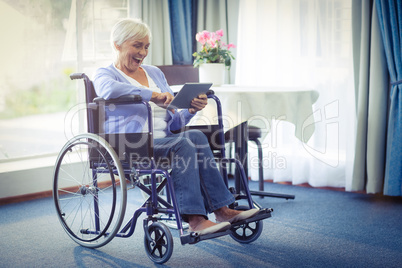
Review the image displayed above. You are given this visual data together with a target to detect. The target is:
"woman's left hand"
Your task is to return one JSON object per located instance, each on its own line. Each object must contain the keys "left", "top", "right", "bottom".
{"left": 189, "top": 94, "right": 208, "bottom": 114}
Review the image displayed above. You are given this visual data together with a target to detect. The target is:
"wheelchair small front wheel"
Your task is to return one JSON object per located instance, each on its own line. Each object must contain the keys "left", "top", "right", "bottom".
{"left": 229, "top": 205, "right": 263, "bottom": 244}
{"left": 144, "top": 222, "right": 174, "bottom": 264}
{"left": 230, "top": 220, "right": 263, "bottom": 244}
{"left": 53, "top": 133, "right": 127, "bottom": 248}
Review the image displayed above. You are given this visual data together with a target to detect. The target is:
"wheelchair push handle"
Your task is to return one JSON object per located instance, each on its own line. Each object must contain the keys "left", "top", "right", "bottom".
{"left": 70, "top": 72, "right": 88, "bottom": 80}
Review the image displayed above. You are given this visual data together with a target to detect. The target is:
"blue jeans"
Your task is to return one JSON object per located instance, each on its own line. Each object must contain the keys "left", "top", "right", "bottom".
{"left": 153, "top": 130, "right": 235, "bottom": 219}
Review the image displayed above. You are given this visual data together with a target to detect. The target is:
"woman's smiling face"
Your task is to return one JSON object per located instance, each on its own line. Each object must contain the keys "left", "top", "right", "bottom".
{"left": 115, "top": 35, "right": 150, "bottom": 74}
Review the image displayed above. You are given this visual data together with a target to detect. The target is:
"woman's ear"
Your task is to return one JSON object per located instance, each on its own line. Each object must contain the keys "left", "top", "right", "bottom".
{"left": 114, "top": 42, "right": 120, "bottom": 51}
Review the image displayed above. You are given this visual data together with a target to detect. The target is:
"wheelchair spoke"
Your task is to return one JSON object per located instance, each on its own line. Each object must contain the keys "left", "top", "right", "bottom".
{"left": 58, "top": 167, "right": 86, "bottom": 185}
{"left": 58, "top": 188, "right": 81, "bottom": 196}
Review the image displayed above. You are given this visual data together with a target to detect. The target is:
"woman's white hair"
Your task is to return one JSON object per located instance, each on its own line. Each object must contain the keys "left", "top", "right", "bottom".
{"left": 110, "top": 18, "right": 152, "bottom": 53}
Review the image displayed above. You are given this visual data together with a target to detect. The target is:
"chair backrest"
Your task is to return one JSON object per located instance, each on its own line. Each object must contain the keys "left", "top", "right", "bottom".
{"left": 156, "top": 65, "right": 199, "bottom": 85}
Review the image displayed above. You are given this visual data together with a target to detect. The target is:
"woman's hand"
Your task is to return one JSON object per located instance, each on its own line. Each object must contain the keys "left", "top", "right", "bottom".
{"left": 189, "top": 94, "right": 208, "bottom": 114}
{"left": 150, "top": 92, "right": 174, "bottom": 108}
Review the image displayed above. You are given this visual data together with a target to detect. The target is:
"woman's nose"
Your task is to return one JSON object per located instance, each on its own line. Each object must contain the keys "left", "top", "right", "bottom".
{"left": 139, "top": 47, "right": 147, "bottom": 56}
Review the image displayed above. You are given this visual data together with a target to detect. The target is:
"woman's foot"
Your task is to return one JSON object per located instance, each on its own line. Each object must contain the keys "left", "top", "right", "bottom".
{"left": 214, "top": 207, "right": 260, "bottom": 223}
{"left": 188, "top": 215, "right": 231, "bottom": 235}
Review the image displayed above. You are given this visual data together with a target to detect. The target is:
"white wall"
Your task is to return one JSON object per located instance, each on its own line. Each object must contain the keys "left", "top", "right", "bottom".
{"left": 0, "top": 156, "right": 57, "bottom": 199}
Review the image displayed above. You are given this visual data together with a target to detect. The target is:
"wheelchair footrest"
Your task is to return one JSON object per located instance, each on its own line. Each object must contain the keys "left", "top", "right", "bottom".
{"left": 180, "top": 229, "right": 232, "bottom": 245}
{"left": 180, "top": 208, "right": 273, "bottom": 245}
{"left": 231, "top": 208, "right": 273, "bottom": 228}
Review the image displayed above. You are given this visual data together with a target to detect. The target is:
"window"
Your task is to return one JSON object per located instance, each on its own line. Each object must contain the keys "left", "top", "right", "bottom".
{"left": 0, "top": 0, "right": 129, "bottom": 162}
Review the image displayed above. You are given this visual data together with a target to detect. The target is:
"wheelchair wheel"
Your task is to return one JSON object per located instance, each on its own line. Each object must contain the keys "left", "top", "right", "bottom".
{"left": 230, "top": 220, "right": 263, "bottom": 244}
{"left": 144, "top": 222, "right": 174, "bottom": 264}
{"left": 53, "top": 133, "right": 127, "bottom": 248}
{"left": 230, "top": 205, "right": 263, "bottom": 244}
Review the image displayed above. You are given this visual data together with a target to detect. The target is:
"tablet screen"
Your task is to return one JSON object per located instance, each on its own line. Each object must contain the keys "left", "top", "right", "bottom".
{"left": 167, "top": 83, "right": 212, "bottom": 109}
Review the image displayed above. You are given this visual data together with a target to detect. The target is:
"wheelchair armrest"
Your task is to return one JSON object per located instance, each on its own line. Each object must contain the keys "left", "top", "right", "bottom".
{"left": 70, "top": 73, "right": 86, "bottom": 80}
{"left": 93, "top": 94, "right": 143, "bottom": 104}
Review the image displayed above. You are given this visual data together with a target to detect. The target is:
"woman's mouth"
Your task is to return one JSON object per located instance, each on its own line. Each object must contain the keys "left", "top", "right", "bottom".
{"left": 133, "top": 57, "right": 142, "bottom": 64}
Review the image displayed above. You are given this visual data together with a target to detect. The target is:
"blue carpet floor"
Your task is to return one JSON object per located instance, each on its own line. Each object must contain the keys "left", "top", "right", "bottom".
{"left": 1, "top": 181, "right": 401, "bottom": 267}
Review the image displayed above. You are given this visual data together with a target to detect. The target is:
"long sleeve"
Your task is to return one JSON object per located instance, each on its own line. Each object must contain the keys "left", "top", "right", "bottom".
{"left": 93, "top": 65, "right": 153, "bottom": 101}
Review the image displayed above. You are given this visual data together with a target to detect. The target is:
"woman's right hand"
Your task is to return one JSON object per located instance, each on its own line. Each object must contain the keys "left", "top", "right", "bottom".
{"left": 150, "top": 92, "right": 174, "bottom": 109}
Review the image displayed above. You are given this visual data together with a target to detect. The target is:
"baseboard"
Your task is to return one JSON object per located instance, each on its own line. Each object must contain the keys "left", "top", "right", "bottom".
{"left": 0, "top": 179, "right": 364, "bottom": 206}
{"left": 0, "top": 190, "right": 53, "bottom": 206}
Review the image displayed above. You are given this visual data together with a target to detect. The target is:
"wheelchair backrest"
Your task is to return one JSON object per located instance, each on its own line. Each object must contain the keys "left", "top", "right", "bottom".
{"left": 70, "top": 73, "right": 100, "bottom": 134}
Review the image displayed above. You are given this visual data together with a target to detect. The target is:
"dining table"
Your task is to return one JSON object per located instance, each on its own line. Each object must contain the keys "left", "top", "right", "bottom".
{"left": 172, "top": 84, "right": 320, "bottom": 199}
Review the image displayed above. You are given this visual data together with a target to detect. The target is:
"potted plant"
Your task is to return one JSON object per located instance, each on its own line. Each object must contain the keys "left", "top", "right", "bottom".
{"left": 193, "top": 29, "right": 236, "bottom": 85}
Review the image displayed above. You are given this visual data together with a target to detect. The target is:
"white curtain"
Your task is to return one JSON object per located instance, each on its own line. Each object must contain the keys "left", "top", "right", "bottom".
{"left": 235, "top": 0, "right": 356, "bottom": 189}
{"left": 129, "top": 0, "right": 173, "bottom": 65}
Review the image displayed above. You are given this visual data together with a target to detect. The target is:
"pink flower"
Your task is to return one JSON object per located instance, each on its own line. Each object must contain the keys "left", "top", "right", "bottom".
{"left": 196, "top": 31, "right": 212, "bottom": 46}
{"left": 216, "top": 29, "right": 224, "bottom": 37}
{"left": 201, "top": 30, "right": 210, "bottom": 40}
{"left": 226, "top": 43, "right": 236, "bottom": 49}
{"left": 208, "top": 38, "right": 216, "bottom": 48}
{"left": 196, "top": 33, "right": 206, "bottom": 45}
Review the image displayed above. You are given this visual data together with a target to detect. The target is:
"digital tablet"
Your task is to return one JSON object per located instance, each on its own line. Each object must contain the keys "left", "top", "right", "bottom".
{"left": 167, "top": 83, "right": 212, "bottom": 109}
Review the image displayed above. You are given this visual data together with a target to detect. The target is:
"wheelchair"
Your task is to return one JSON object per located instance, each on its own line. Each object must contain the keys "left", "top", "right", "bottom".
{"left": 52, "top": 73, "right": 273, "bottom": 264}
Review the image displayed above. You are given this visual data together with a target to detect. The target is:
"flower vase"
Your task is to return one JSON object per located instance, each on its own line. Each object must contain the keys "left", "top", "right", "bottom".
{"left": 199, "top": 63, "right": 225, "bottom": 86}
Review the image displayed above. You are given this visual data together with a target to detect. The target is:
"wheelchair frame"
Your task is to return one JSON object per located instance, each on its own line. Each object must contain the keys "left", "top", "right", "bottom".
{"left": 52, "top": 73, "right": 273, "bottom": 264}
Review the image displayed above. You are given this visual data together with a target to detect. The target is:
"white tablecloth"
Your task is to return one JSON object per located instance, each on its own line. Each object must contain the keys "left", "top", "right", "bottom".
{"left": 181, "top": 85, "right": 319, "bottom": 143}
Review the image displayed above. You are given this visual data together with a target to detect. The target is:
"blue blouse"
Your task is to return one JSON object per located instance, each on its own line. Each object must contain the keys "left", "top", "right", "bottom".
{"left": 93, "top": 64, "right": 195, "bottom": 134}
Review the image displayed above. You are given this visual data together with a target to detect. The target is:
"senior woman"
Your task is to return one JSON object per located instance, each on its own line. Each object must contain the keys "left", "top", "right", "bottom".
{"left": 93, "top": 18, "right": 259, "bottom": 235}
